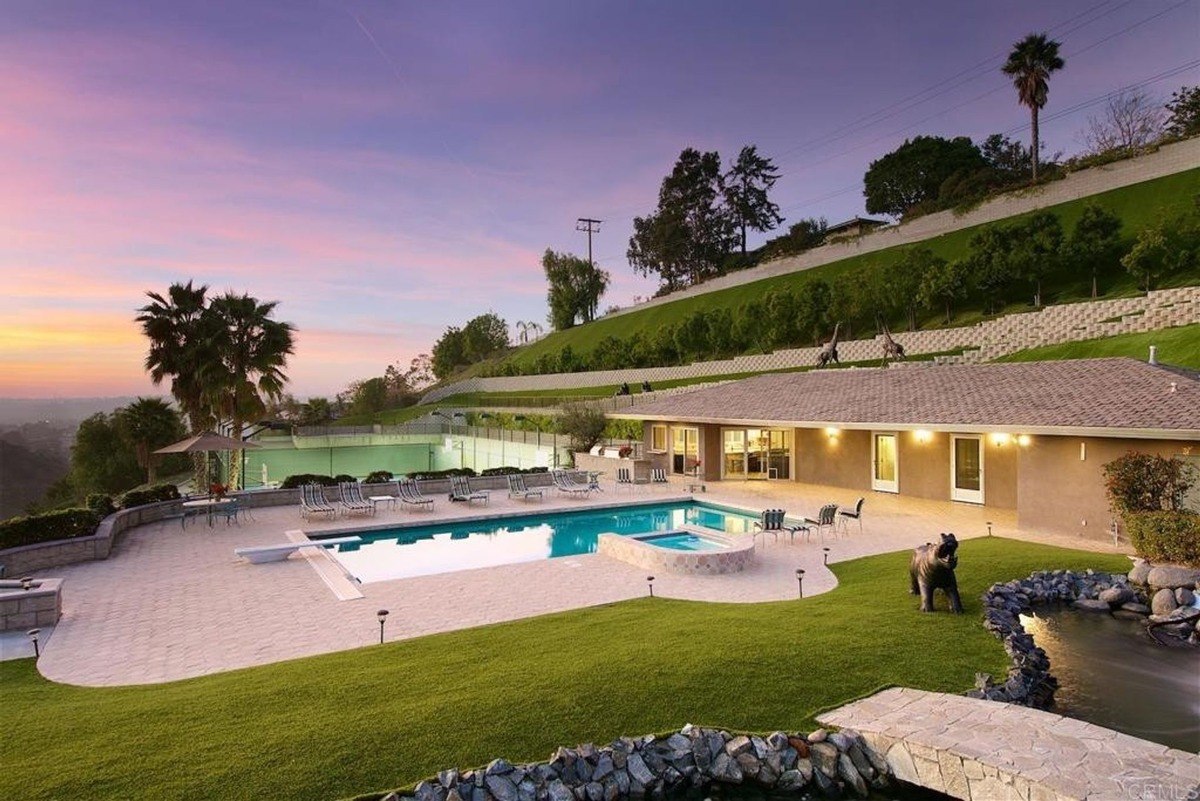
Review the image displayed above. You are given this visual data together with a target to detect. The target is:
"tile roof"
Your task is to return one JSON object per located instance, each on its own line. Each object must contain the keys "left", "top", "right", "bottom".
{"left": 614, "top": 358, "right": 1200, "bottom": 437}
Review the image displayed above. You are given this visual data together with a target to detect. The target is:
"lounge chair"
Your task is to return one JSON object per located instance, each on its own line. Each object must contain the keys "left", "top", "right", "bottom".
{"left": 803, "top": 504, "right": 839, "bottom": 542}
{"left": 300, "top": 483, "right": 336, "bottom": 519}
{"left": 837, "top": 497, "right": 864, "bottom": 534}
{"left": 338, "top": 482, "right": 375, "bottom": 516}
{"left": 397, "top": 479, "right": 435, "bottom": 512}
{"left": 507, "top": 474, "right": 544, "bottom": 502}
{"left": 551, "top": 470, "right": 592, "bottom": 498}
{"left": 650, "top": 468, "right": 669, "bottom": 489}
{"left": 615, "top": 468, "right": 635, "bottom": 491}
{"left": 450, "top": 476, "right": 489, "bottom": 506}
{"left": 753, "top": 509, "right": 806, "bottom": 547}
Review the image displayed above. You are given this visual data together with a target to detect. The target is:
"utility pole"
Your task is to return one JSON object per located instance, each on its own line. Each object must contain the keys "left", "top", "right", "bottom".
{"left": 575, "top": 218, "right": 602, "bottom": 266}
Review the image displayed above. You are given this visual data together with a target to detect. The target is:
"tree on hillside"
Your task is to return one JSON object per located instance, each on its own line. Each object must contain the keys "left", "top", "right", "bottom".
{"left": 763, "top": 217, "right": 828, "bottom": 259}
{"left": 627, "top": 148, "right": 737, "bottom": 292}
{"left": 1067, "top": 203, "right": 1123, "bottom": 297}
{"left": 1081, "top": 90, "right": 1164, "bottom": 155}
{"left": 542, "top": 249, "right": 610, "bottom": 330}
{"left": 1002, "top": 33, "right": 1065, "bottom": 181}
{"left": 979, "top": 134, "right": 1033, "bottom": 184}
{"left": 1164, "top": 85, "right": 1200, "bottom": 138}
{"left": 431, "top": 326, "right": 467, "bottom": 379}
{"left": 1007, "top": 212, "right": 1063, "bottom": 307}
{"left": 723, "top": 145, "right": 784, "bottom": 255}
{"left": 863, "top": 136, "right": 987, "bottom": 217}
{"left": 1122, "top": 224, "right": 1169, "bottom": 291}
{"left": 69, "top": 413, "right": 144, "bottom": 497}
{"left": 918, "top": 258, "right": 970, "bottom": 324}
{"left": 892, "top": 248, "right": 945, "bottom": 330}
{"left": 461, "top": 312, "right": 510, "bottom": 362}
{"left": 117, "top": 397, "right": 185, "bottom": 484}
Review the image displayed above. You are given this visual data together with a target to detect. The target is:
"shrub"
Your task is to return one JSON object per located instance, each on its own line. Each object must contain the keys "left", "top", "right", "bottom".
{"left": 480, "top": 466, "right": 522, "bottom": 476}
{"left": 1125, "top": 511, "right": 1200, "bottom": 566}
{"left": 405, "top": 468, "right": 476, "bottom": 481}
{"left": 1103, "top": 452, "right": 1195, "bottom": 513}
{"left": 119, "top": 483, "right": 182, "bottom": 509}
{"left": 333, "top": 474, "right": 357, "bottom": 484}
{"left": 0, "top": 508, "right": 101, "bottom": 550}
{"left": 365, "top": 470, "right": 394, "bottom": 484}
{"left": 557, "top": 404, "right": 608, "bottom": 452}
{"left": 280, "top": 474, "right": 338, "bottom": 489}
{"left": 86, "top": 493, "right": 117, "bottom": 517}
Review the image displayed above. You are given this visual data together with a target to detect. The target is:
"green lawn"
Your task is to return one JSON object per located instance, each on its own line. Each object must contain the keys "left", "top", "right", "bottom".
{"left": 2, "top": 538, "right": 1129, "bottom": 801}
{"left": 495, "top": 167, "right": 1200, "bottom": 371}
{"left": 996, "top": 323, "right": 1200, "bottom": 369}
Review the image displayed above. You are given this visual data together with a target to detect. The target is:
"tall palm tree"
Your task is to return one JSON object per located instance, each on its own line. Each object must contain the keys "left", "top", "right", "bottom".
{"left": 201, "top": 292, "right": 296, "bottom": 488}
{"left": 117, "top": 397, "right": 184, "bottom": 484}
{"left": 136, "top": 281, "right": 213, "bottom": 432}
{"left": 1002, "top": 33, "right": 1064, "bottom": 181}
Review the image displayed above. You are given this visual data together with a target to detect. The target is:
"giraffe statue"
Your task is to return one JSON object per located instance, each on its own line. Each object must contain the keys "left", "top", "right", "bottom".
{"left": 816, "top": 322, "right": 842, "bottom": 367}
{"left": 879, "top": 319, "right": 906, "bottom": 363}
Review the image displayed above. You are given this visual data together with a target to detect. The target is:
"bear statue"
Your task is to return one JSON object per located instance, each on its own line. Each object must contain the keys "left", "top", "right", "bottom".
{"left": 909, "top": 532, "right": 963, "bottom": 613}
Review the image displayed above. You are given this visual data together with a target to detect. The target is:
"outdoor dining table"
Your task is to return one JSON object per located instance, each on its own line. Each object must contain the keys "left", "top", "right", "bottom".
{"left": 181, "top": 497, "right": 235, "bottom": 527}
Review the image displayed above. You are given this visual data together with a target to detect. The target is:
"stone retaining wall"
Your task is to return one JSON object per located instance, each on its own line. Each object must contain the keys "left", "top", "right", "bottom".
{"left": 0, "top": 578, "right": 62, "bottom": 631}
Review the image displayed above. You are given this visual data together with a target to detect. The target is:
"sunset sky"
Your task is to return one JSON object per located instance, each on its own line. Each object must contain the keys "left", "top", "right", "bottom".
{"left": 2, "top": 0, "right": 1197, "bottom": 399}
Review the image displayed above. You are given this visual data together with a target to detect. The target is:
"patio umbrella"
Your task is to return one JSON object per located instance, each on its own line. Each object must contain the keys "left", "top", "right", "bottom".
{"left": 154, "top": 431, "right": 261, "bottom": 491}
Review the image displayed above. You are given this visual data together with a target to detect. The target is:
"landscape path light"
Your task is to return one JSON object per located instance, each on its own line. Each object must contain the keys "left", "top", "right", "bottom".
{"left": 27, "top": 628, "right": 40, "bottom": 658}
{"left": 823, "top": 547, "right": 830, "bottom": 566}
{"left": 647, "top": 576, "right": 655, "bottom": 597}
{"left": 796, "top": 568, "right": 805, "bottom": 599}
{"left": 377, "top": 609, "right": 389, "bottom": 644}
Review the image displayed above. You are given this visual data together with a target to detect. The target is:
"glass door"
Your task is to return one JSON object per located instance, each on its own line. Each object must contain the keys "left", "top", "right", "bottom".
{"left": 722, "top": 430, "right": 747, "bottom": 479}
{"left": 746, "top": 428, "right": 769, "bottom": 479}
{"left": 671, "top": 426, "right": 699, "bottom": 475}
{"left": 872, "top": 433, "right": 898, "bottom": 493}
{"left": 951, "top": 435, "right": 984, "bottom": 503}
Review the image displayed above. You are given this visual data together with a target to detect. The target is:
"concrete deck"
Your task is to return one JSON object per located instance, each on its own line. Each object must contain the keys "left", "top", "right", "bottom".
{"left": 19, "top": 480, "right": 1124, "bottom": 686}
{"left": 818, "top": 687, "right": 1200, "bottom": 801}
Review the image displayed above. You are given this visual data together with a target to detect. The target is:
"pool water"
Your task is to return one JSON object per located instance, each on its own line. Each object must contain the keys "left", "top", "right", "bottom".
{"left": 321, "top": 501, "right": 757, "bottom": 583}
{"left": 636, "top": 532, "right": 724, "bottom": 552}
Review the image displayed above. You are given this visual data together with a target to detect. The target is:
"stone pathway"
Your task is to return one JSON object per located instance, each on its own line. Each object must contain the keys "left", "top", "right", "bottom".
{"left": 818, "top": 687, "right": 1200, "bottom": 801}
{"left": 28, "top": 481, "right": 1124, "bottom": 686}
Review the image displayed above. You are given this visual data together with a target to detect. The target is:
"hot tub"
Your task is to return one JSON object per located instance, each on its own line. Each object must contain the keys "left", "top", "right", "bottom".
{"left": 597, "top": 526, "right": 755, "bottom": 575}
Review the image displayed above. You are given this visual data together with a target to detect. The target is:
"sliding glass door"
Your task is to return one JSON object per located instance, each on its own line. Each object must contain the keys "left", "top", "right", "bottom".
{"left": 671, "top": 426, "right": 699, "bottom": 475}
{"left": 722, "top": 428, "right": 791, "bottom": 479}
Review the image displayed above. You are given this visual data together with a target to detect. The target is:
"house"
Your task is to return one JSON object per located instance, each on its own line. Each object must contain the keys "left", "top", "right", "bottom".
{"left": 609, "top": 358, "right": 1200, "bottom": 540}
{"left": 824, "top": 216, "right": 889, "bottom": 241}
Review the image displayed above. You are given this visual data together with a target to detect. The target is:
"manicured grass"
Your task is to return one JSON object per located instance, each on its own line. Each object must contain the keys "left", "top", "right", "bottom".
{"left": 1, "top": 538, "right": 1129, "bottom": 801}
{"left": 498, "top": 168, "right": 1200, "bottom": 371}
{"left": 996, "top": 323, "right": 1200, "bottom": 369}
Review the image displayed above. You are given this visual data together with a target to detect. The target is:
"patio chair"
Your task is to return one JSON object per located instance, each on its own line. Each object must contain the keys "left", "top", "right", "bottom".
{"left": 338, "top": 482, "right": 375, "bottom": 516}
{"left": 838, "top": 497, "right": 865, "bottom": 535}
{"left": 650, "top": 468, "right": 669, "bottom": 489}
{"left": 300, "top": 483, "right": 336, "bottom": 519}
{"left": 507, "top": 474, "right": 544, "bottom": 502}
{"left": 752, "top": 508, "right": 807, "bottom": 547}
{"left": 397, "top": 479, "right": 435, "bottom": 512}
{"left": 213, "top": 498, "right": 243, "bottom": 526}
{"left": 615, "top": 468, "right": 635, "bottom": 491}
{"left": 803, "top": 504, "right": 839, "bottom": 542}
{"left": 551, "top": 470, "right": 592, "bottom": 498}
{"left": 449, "top": 475, "right": 489, "bottom": 506}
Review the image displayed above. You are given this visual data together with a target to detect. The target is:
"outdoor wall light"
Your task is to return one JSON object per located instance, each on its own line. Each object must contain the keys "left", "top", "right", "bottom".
{"left": 914, "top": 430, "right": 932, "bottom": 444}
{"left": 20, "top": 576, "right": 33, "bottom": 591}
{"left": 1016, "top": 435, "right": 1031, "bottom": 447}
{"left": 795, "top": 568, "right": 805, "bottom": 599}
{"left": 647, "top": 576, "right": 655, "bottom": 597}
{"left": 991, "top": 433, "right": 1011, "bottom": 446}
{"left": 27, "top": 628, "right": 40, "bottom": 658}
{"left": 377, "top": 609, "right": 389, "bottom": 644}
{"left": 824, "top": 427, "right": 839, "bottom": 440}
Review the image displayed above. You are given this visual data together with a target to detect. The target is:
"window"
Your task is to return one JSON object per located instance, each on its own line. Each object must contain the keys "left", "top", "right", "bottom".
{"left": 650, "top": 424, "right": 667, "bottom": 452}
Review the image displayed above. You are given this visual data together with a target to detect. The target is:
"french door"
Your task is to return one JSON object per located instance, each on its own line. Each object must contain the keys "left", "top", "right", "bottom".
{"left": 951, "top": 435, "right": 984, "bottom": 504}
{"left": 671, "top": 426, "right": 700, "bottom": 475}
{"left": 872, "top": 433, "right": 898, "bottom": 493}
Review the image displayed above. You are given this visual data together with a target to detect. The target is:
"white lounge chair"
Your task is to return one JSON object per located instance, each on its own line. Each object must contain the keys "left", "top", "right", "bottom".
{"left": 338, "top": 482, "right": 375, "bottom": 516}
{"left": 300, "top": 483, "right": 336, "bottom": 519}
{"left": 551, "top": 470, "right": 592, "bottom": 498}
{"left": 397, "top": 479, "right": 435, "bottom": 512}
{"left": 450, "top": 476, "right": 489, "bottom": 506}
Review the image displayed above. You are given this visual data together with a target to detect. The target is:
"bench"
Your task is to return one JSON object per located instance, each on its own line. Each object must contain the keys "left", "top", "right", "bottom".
{"left": 234, "top": 536, "right": 362, "bottom": 564}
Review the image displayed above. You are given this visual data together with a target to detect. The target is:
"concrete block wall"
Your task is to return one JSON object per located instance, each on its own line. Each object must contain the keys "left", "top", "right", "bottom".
{"left": 422, "top": 285, "right": 1200, "bottom": 401}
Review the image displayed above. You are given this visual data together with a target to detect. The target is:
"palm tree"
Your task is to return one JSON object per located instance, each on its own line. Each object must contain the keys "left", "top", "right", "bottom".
{"left": 117, "top": 397, "right": 184, "bottom": 484}
{"left": 515, "top": 320, "right": 530, "bottom": 344}
{"left": 136, "top": 281, "right": 213, "bottom": 432}
{"left": 1002, "top": 33, "right": 1064, "bottom": 181}
{"left": 201, "top": 292, "right": 296, "bottom": 489}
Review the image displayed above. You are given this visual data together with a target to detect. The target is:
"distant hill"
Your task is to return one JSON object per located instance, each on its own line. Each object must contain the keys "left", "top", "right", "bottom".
{"left": 0, "top": 437, "right": 68, "bottom": 518}
{"left": 0, "top": 396, "right": 145, "bottom": 427}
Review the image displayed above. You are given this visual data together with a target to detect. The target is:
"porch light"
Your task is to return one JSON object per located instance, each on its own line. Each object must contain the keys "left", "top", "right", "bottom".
{"left": 1016, "top": 435, "right": 1031, "bottom": 447}
{"left": 824, "top": 427, "right": 839, "bottom": 440}
{"left": 991, "top": 433, "right": 1010, "bottom": 446}
{"left": 914, "top": 430, "right": 932, "bottom": 444}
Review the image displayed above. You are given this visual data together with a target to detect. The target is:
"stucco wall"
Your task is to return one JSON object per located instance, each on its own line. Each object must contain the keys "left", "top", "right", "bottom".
{"left": 794, "top": 428, "right": 872, "bottom": 490}
{"left": 1016, "top": 436, "right": 1194, "bottom": 538}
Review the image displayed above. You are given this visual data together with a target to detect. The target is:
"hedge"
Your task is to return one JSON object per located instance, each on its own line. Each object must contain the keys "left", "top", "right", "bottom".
{"left": 1125, "top": 510, "right": 1200, "bottom": 567}
{"left": 119, "top": 484, "right": 182, "bottom": 509}
{"left": 0, "top": 508, "right": 102, "bottom": 550}
{"left": 405, "top": 468, "right": 476, "bottom": 481}
{"left": 86, "top": 493, "right": 117, "bottom": 516}
{"left": 365, "top": 471, "right": 394, "bottom": 484}
{"left": 281, "top": 474, "right": 339, "bottom": 489}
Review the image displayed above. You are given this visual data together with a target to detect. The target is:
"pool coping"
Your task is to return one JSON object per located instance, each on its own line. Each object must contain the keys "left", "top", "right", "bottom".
{"left": 597, "top": 525, "right": 757, "bottom": 576}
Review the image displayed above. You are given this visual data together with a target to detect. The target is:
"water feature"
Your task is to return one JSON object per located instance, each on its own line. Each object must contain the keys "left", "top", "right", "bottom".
{"left": 1022, "top": 608, "right": 1200, "bottom": 752}
{"left": 673, "top": 780, "right": 951, "bottom": 801}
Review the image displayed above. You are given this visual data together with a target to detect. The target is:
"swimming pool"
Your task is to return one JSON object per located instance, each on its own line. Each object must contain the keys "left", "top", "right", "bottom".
{"left": 317, "top": 501, "right": 758, "bottom": 583}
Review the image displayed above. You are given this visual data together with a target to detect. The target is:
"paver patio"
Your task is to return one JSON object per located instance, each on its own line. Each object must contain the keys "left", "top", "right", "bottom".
{"left": 15, "top": 480, "right": 1124, "bottom": 686}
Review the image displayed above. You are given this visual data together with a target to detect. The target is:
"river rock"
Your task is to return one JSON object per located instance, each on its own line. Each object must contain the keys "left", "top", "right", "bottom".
{"left": 1147, "top": 566, "right": 1200, "bottom": 589}
{"left": 1152, "top": 588, "right": 1179, "bottom": 615}
{"left": 1098, "top": 586, "right": 1134, "bottom": 606}
{"left": 1128, "top": 559, "right": 1152, "bottom": 585}
{"left": 811, "top": 766, "right": 840, "bottom": 799}
{"left": 788, "top": 736, "right": 810, "bottom": 758}
{"left": 776, "top": 769, "right": 806, "bottom": 792}
{"left": 1176, "top": 587, "right": 1196, "bottom": 607}
{"left": 1120, "top": 602, "right": 1151, "bottom": 615}
{"left": 808, "top": 728, "right": 828, "bottom": 743}
{"left": 838, "top": 753, "right": 869, "bottom": 798}
{"left": 625, "top": 753, "right": 654, "bottom": 787}
{"left": 810, "top": 743, "right": 839, "bottom": 778}
{"left": 1071, "top": 598, "right": 1111, "bottom": 613}
{"left": 484, "top": 774, "right": 518, "bottom": 801}
{"left": 725, "top": 735, "right": 752, "bottom": 757}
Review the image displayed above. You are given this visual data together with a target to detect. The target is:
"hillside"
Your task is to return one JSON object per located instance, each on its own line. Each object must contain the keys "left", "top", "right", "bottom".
{"left": 0, "top": 436, "right": 68, "bottom": 518}
{"left": 996, "top": 322, "right": 1200, "bottom": 370}
{"left": 491, "top": 167, "right": 1200, "bottom": 373}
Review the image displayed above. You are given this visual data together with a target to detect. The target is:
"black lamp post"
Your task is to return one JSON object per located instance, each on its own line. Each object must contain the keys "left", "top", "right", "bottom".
{"left": 823, "top": 548, "right": 830, "bottom": 566}
{"left": 27, "top": 628, "right": 40, "bottom": 658}
{"left": 986, "top": 521, "right": 993, "bottom": 538}
{"left": 796, "top": 569, "right": 805, "bottom": 599}
{"left": 647, "top": 576, "right": 655, "bottom": 597}
{"left": 377, "top": 609, "right": 389, "bottom": 644}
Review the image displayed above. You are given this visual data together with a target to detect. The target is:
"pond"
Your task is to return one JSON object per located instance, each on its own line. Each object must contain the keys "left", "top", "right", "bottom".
{"left": 1022, "top": 607, "right": 1200, "bottom": 752}
{"left": 674, "top": 780, "right": 952, "bottom": 801}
